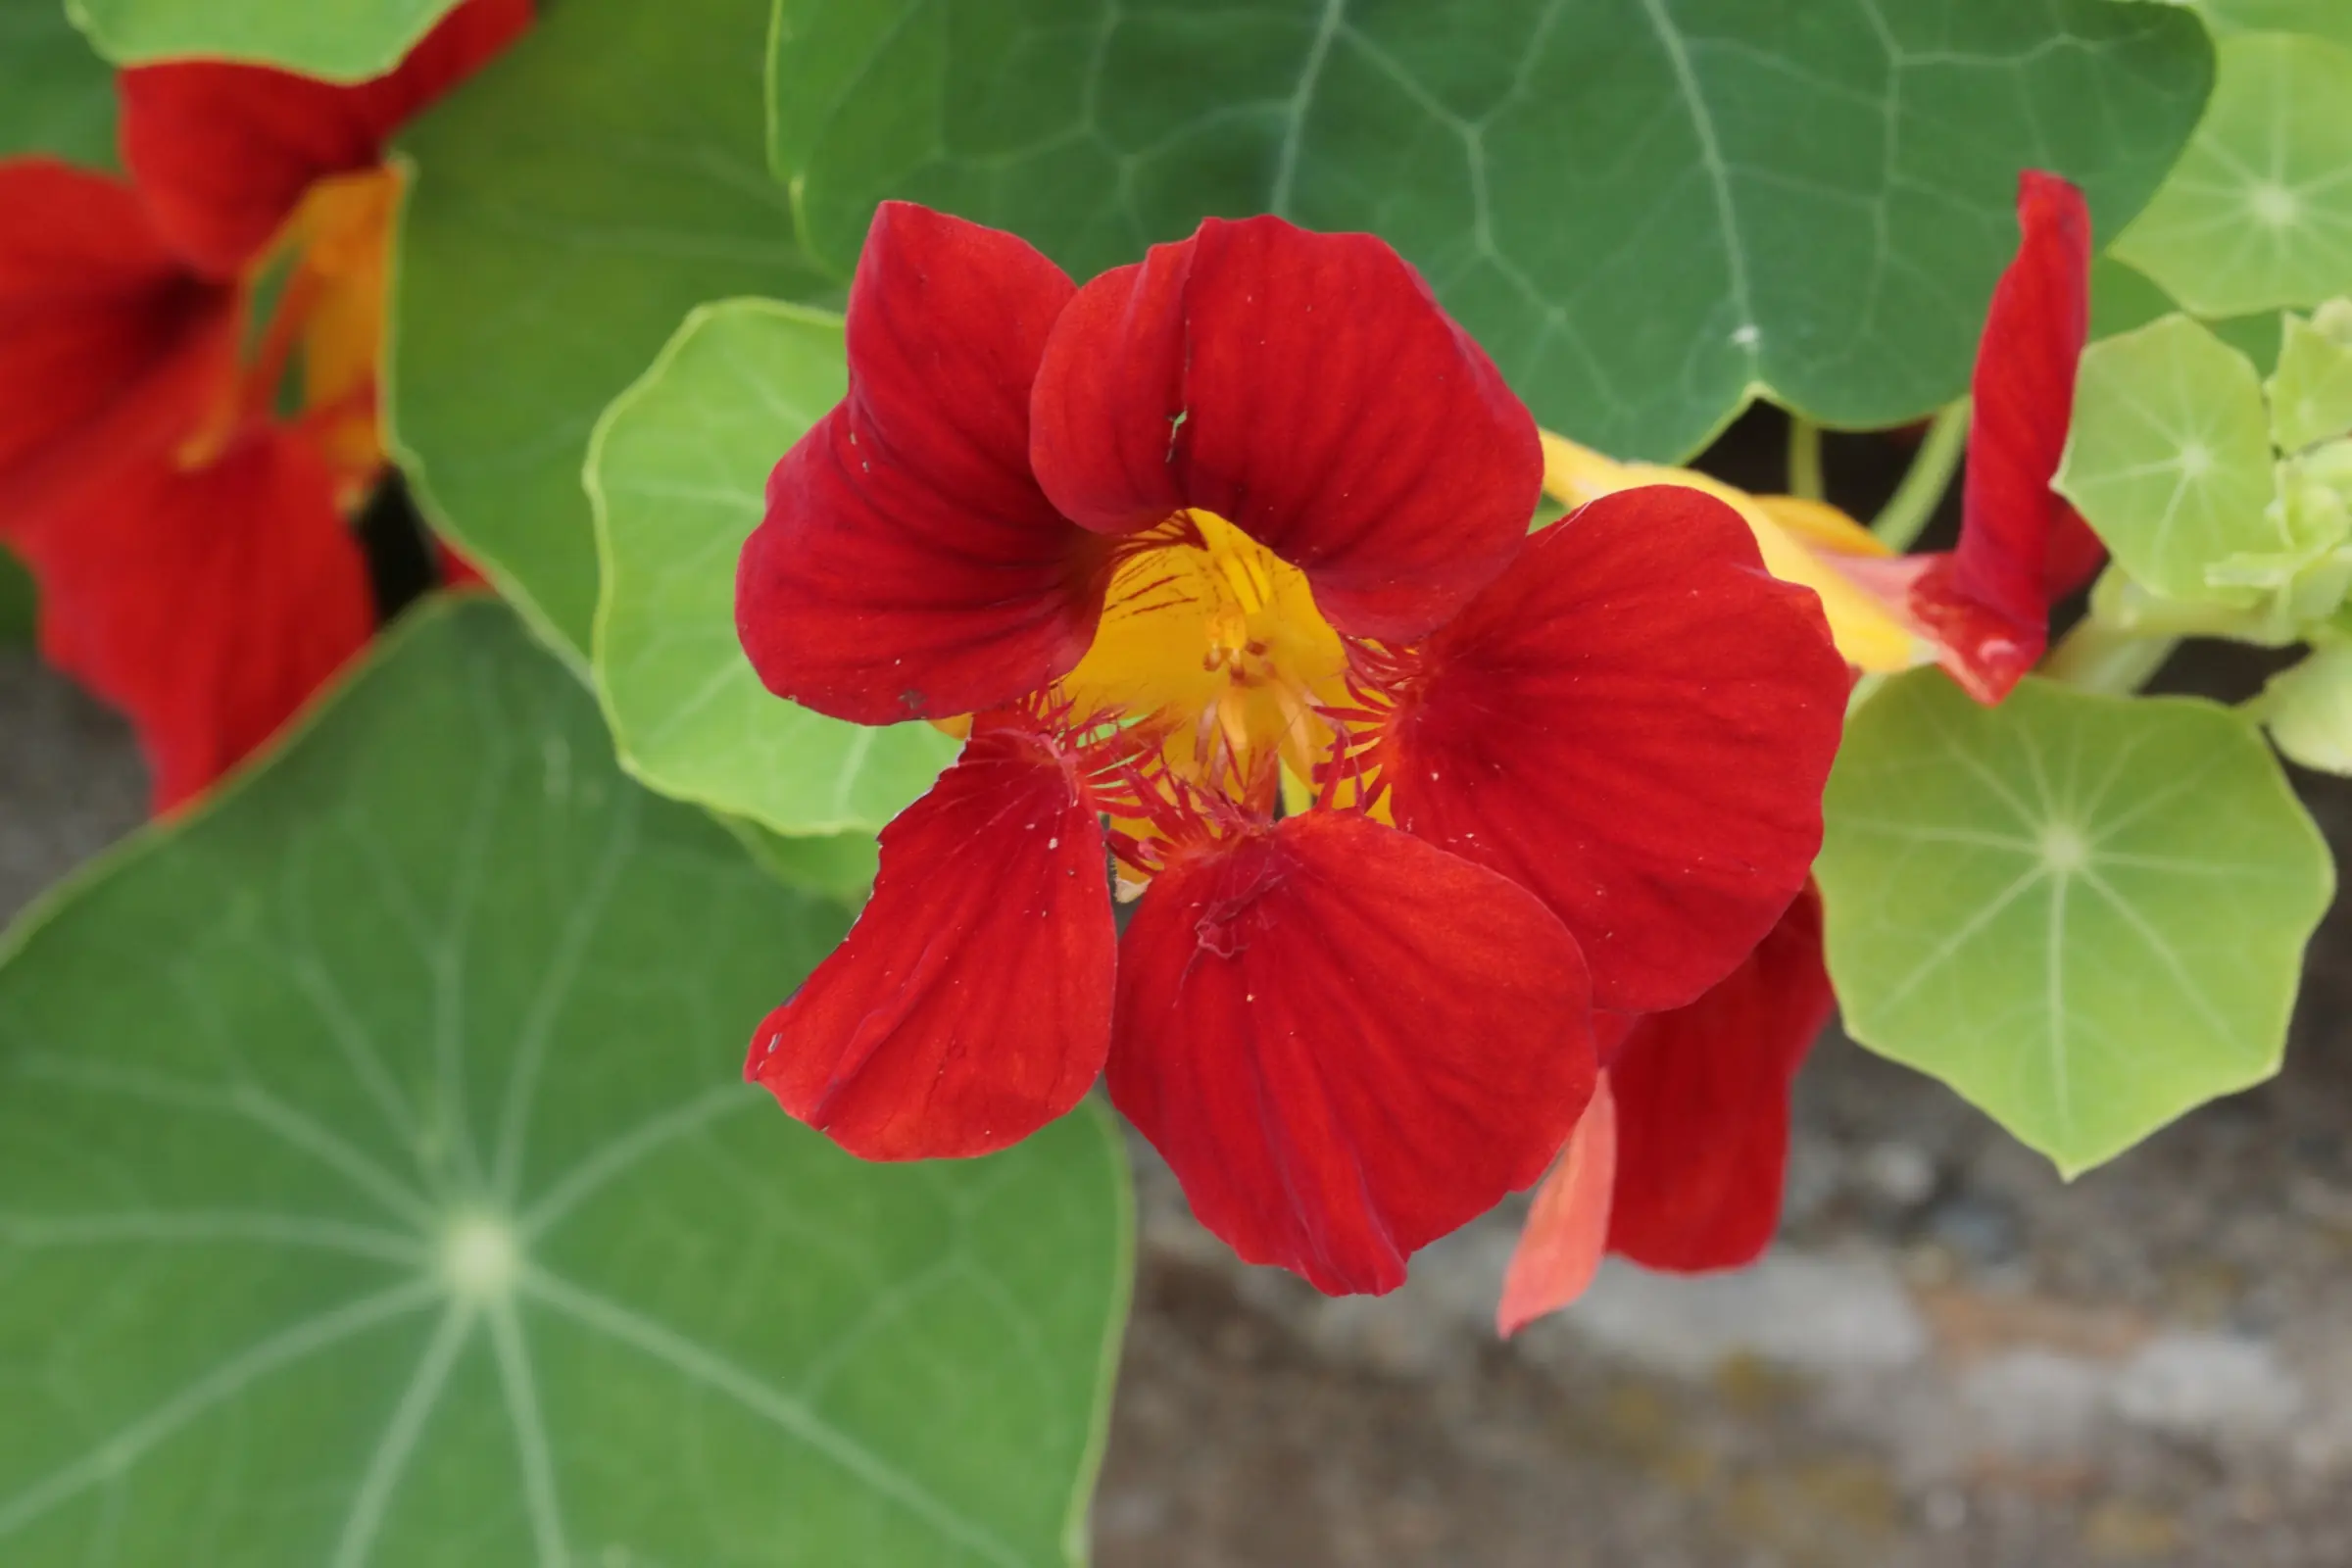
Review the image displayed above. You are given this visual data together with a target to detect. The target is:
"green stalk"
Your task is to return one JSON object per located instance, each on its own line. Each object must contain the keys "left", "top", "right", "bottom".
{"left": 2041, "top": 617, "right": 2180, "bottom": 697}
{"left": 1787, "top": 416, "right": 1827, "bottom": 502}
{"left": 1871, "top": 399, "right": 1971, "bottom": 551}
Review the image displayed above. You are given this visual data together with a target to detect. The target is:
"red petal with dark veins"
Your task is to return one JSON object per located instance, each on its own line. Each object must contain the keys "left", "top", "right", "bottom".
{"left": 1607, "top": 888, "right": 1833, "bottom": 1271}
{"left": 737, "top": 203, "right": 1111, "bottom": 725}
{"left": 1108, "top": 810, "right": 1594, "bottom": 1297}
{"left": 745, "top": 720, "right": 1114, "bottom": 1159}
{"left": 1912, "top": 170, "right": 2097, "bottom": 704}
{"left": 1383, "top": 485, "right": 1847, "bottom": 1014}
{"left": 1030, "top": 215, "right": 1540, "bottom": 641}
{"left": 19, "top": 427, "right": 373, "bottom": 811}
{"left": 119, "top": 0, "right": 532, "bottom": 275}
{"left": 1495, "top": 1072, "right": 1617, "bottom": 1337}
{"left": 0, "top": 161, "right": 238, "bottom": 532}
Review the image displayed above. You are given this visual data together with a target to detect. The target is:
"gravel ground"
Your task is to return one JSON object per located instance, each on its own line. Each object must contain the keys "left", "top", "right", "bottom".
{"left": 7, "top": 641, "right": 2351, "bottom": 1568}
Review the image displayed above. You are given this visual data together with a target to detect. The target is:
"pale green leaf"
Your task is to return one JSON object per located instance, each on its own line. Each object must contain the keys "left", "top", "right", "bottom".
{"left": 2193, "top": 0, "right": 2352, "bottom": 50}
{"left": 0, "top": 0, "right": 115, "bottom": 168}
{"left": 2268, "top": 301, "right": 2352, "bottom": 451}
{"left": 588, "top": 300, "right": 956, "bottom": 840}
{"left": 388, "top": 0, "right": 832, "bottom": 667}
{"left": 67, "top": 0, "right": 458, "bottom": 78}
{"left": 1819, "top": 670, "right": 2333, "bottom": 1176}
{"left": 2114, "top": 33, "right": 2352, "bottom": 317}
{"left": 2055, "top": 314, "right": 2281, "bottom": 603}
{"left": 769, "top": 0, "right": 2210, "bottom": 463}
{"left": 0, "top": 600, "right": 1129, "bottom": 1565}
{"left": 2262, "top": 643, "right": 2352, "bottom": 772}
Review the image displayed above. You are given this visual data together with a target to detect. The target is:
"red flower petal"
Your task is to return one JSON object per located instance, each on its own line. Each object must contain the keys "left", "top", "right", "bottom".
{"left": 1607, "top": 888, "right": 1833, "bottom": 1271}
{"left": 745, "top": 720, "right": 1114, "bottom": 1159}
{"left": 1911, "top": 171, "right": 2097, "bottom": 704}
{"left": 119, "top": 0, "right": 532, "bottom": 275}
{"left": 1495, "top": 1072, "right": 1617, "bottom": 1337}
{"left": 737, "top": 203, "right": 1110, "bottom": 724}
{"left": 20, "top": 427, "right": 373, "bottom": 811}
{"left": 1030, "top": 216, "right": 1540, "bottom": 641}
{"left": 0, "top": 161, "right": 238, "bottom": 530}
{"left": 1383, "top": 485, "right": 1847, "bottom": 1014}
{"left": 1108, "top": 811, "right": 1594, "bottom": 1297}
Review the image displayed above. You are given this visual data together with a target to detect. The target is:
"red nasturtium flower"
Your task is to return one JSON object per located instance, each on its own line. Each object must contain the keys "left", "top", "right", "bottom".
{"left": 734, "top": 202, "right": 1849, "bottom": 1295}
{"left": 0, "top": 0, "right": 528, "bottom": 809}
{"left": 1498, "top": 171, "right": 2097, "bottom": 1334}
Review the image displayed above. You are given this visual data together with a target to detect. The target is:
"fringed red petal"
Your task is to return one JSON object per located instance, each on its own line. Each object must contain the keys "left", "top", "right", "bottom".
{"left": 1911, "top": 171, "right": 2097, "bottom": 704}
{"left": 1108, "top": 811, "right": 1594, "bottom": 1297}
{"left": 745, "top": 721, "right": 1114, "bottom": 1159}
{"left": 1030, "top": 215, "right": 1540, "bottom": 641}
{"left": 1606, "top": 888, "right": 1834, "bottom": 1272}
{"left": 1384, "top": 486, "right": 1847, "bottom": 1013}
{"left": 737, "top": 203, "right": 1110, "bottom": 724}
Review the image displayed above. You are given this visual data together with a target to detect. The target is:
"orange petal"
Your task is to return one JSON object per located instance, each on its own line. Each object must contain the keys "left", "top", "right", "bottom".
{"left": 1495, "top": 1073, "right": 1619, "bottom": 1337}
{"left": 1539, "top": 431, "right": 1927, "bottom": 675}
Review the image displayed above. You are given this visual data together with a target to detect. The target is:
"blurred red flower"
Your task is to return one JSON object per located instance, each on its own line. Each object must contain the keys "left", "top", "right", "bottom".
{"left": 0, "top": 0, "right": 527, "bottom": 809}
{"left": 735, "top": 202, "right": 1848, "bottom": 1296}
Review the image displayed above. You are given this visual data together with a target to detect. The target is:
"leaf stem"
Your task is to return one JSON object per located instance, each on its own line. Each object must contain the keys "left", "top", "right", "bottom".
{"left": 1787, "top": 416, "right": 1827, "bottom": 502}
{"left": 2041, "top": 617, "right": 2180, "bottom": 696}
{"left": 1871, "top": 399, "right": 1971, "bottom": 551}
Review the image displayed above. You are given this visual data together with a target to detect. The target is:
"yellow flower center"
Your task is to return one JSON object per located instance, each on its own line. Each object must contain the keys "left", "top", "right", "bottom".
{"left": 1057, "top": 509, "right": 1349, "bottom": 814}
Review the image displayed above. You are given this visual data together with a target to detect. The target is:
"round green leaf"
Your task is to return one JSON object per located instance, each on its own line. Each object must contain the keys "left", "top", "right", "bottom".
{"left": 0, "top": 0, "right": 115, "bottom": 168}
{"left": 587, "top": 299, "right": 956, "bottom": 840}
{"left": 769, "top": 0, "right": 2210, "bottom": 463}
{"left": 67, "top": 0, "right": 458, "bottom": 78}
{"left": 2054, "top": 314, "right": 2281, "bottom": 603}
{"left": 388, "top": 0, "right": 833, "bottom": 667}
{"left": 0, "top": 600, "right": 1130, "bottom": 1565}
{"left": 1819, "top": 670, "right": 2333, "bottom": 1176}
{"left": 2113, "top": 33, "right": 2352, "bottom": 318}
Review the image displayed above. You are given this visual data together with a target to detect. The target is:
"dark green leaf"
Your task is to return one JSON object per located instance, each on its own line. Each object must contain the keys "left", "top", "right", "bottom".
{"left": 389, "top": 0, "right": 830, "bottom": 666}
{"left": 0, "top": 600, "right": 1130, "bottom": 1564}
{"left": 770, "top": 0, "right": 2210, "bottom": 460}
{"left": 0, "top": 0, "right": 116, "bottom": 168}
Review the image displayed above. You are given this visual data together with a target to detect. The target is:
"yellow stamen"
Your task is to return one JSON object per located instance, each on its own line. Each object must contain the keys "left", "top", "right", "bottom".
{"left": 1057, "top": 508, "right": 1350, "bottom": 842}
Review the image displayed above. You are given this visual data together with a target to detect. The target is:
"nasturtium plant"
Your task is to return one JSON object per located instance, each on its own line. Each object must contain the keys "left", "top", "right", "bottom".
{"left": 1818, "top": 670, "right": 2333, "bottom": 1175}
{"left": 2113, "top": 32, "right": 2352, "bottom": 318}
{"left": 68, "top": 0, "right": 465, "bottom": 78}
{"left": 389, "top": 0, "right": 831, "bottom": 665}
{"left": 0, "top": 0, "right": 116, "bottom": 167}
{"left": 768, "top": 0, "right": 2211, "bottom": 461}
{"left": 2056, "top": 313, "right": 2278, "bottom": 603}
{"left": 0, "top": 602, "right": 1130, "bottom": 1565}
{"left": 587, "top": 299, "right": 956, "bottom": 841}
{"left": 0, "top": 549, "right": 31, "bottom": 644}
